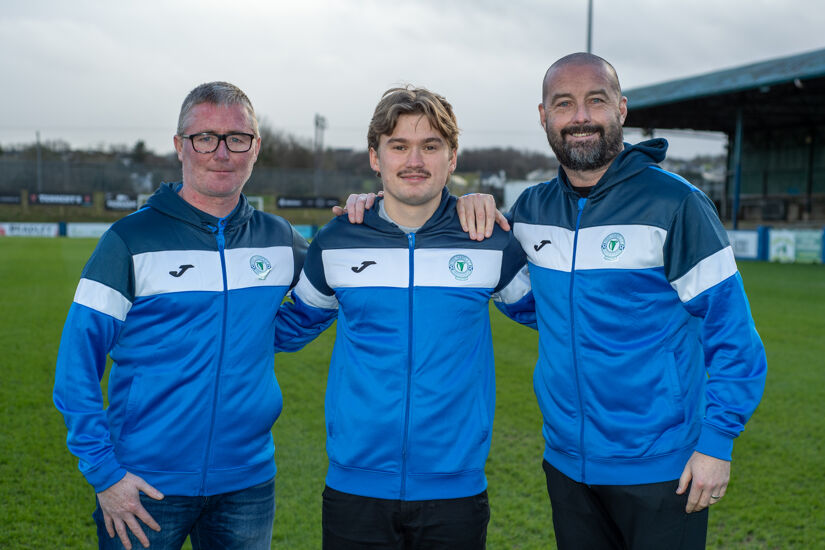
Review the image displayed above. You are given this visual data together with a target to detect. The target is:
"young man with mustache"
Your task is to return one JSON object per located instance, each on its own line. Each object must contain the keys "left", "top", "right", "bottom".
{"left": 275, "top": 86, "right": 530, "bottom": 549}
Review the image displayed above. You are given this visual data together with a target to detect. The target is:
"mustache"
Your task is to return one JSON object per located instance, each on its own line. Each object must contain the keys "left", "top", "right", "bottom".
{"left": 561, "top": 124, "right": 604, "bottom": 137}
{"left": 398, "top": 169, "right": 432, "bottom": 178}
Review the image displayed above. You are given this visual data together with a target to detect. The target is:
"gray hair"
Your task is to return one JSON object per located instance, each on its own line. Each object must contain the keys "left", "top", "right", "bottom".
{"left": 177, "top": 81, "right": 259, "bottom": 136}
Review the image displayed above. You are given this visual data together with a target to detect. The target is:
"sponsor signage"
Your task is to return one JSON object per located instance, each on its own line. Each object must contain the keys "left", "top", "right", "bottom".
{"left": 277, "top": 196, "right": 340, "bottom": 209}
{"left": 792, "top": 230, "right": 823, "bottom": 263}
{"left": 67, "top": 223, "right": 111, "bottom": 238}
{"left": 105, "top": 193, "right": 138, "bottom": 210}
{"left": 769, "top": 230, "right": 796, "bottom": 263}
{"left": 0, "top": 222, "right": 59, "bottom": 237}
{"left": 0, "top": 194, "right": 21, "bottom": 204}
{"left": 727, "top": 230, "right": 759, "bottom": 260}
{"left": 29, "top": 193, "right": 93, "bottom": 206}
{"left": 769, "top": 229, "right": 823, "bottom": 264}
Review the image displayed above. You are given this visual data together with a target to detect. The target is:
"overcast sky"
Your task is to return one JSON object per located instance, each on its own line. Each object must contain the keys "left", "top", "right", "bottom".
{"left": 2, "top": 0, "right": 823, "bottom": 160}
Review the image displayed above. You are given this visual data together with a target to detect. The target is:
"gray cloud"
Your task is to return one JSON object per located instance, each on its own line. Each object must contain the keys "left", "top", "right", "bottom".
{"left": 1, "top": 0, "right": 823, "bottom": 159}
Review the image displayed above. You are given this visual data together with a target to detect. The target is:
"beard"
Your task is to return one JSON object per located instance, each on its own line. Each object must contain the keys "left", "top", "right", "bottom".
{"left": 545, "top": 118, "right": 624, "bottom": 171}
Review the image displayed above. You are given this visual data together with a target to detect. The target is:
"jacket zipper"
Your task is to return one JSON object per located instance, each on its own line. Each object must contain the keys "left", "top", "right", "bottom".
{"left": 570, "top": 197, "right": 588, "bottom": 482}
{"left": 201, "top": 218, "right": 229, "bottom": 493}
{"left": 400, "top": 232, "right": 415, "bottom": 499}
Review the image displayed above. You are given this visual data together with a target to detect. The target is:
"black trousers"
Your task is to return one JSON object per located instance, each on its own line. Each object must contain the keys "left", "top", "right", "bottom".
{"left": 322, "top": 486, "right": 490, "bottom": 549}
{"left": 543, "top": 460, "right": 708, "bottom": 550}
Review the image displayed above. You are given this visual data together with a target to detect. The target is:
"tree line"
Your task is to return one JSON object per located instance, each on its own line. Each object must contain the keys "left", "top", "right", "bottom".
{"left": 2, "top": 122, "right": 559, "bottom": 181}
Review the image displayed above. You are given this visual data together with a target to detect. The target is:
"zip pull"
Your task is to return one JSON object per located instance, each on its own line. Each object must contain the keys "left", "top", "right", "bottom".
{"left": 577, "top": 196, "right": 587, "bottom": 213}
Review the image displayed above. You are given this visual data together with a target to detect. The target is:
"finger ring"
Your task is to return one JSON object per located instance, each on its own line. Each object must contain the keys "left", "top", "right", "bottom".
{"left": 710, "top": 495, "right": 721, "bottom": 499}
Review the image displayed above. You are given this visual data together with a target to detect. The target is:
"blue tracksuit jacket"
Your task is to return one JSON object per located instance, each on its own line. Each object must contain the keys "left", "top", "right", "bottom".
{"left": 274, "top": 189, "right": 532, "bottom": 500}
{"left": 54, "top": 183, "right": 306, "bottom": 496}
{"left": 504, "top": 139, "right": 767, "bottom": 485}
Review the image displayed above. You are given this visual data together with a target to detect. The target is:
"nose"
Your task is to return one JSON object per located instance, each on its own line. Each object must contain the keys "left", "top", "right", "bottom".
{"left": 213, "top": 139, "right": 231, "bottom": 159}
{"left": 407, "top": 147, "right": 424, "bottom": 167}
{"left": 572, "top": 103, "right": 591, "bottom": 125}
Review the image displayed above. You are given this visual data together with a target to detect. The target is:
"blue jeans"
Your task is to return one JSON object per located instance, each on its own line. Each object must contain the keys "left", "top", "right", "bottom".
{"left": 93, "top": 478, "right": 275, "bottom": 550}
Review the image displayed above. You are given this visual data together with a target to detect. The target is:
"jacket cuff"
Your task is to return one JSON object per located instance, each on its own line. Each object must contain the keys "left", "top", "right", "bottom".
{"left": 85, "top": 458, "right": 127, "bottom": 493}
{"left": 696, "top": 423, "right": 734, "bottom": 461}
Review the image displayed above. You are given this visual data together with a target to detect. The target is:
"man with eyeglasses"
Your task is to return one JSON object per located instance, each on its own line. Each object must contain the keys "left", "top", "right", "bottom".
{"left": 54, "top": 81, "right": 312, "bottom": 550}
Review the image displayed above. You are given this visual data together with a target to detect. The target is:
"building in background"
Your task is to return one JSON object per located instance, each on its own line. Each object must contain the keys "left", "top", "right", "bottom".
{"left": 625, "top": 47, "right": 825, "bottom": 226}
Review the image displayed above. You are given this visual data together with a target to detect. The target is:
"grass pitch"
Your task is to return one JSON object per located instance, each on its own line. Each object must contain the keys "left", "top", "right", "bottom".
{"left": 0, "top": 237, "right": 822, "bottom": 549}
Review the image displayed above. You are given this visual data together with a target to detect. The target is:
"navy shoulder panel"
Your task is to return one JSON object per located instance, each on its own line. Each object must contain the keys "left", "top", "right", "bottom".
{"left": 110, "top": 207, "right": 216, "bottom": 254}
{"left": 581, "top": 166, "right": 707, "bottom": 230}
{"left": 664, "top": 190, "right": 730, "bottom": 282}
{"left": 226, "top": 211, "right": 296, "bottom": 249}
{"left": 510, "top": 180, "right": 580, "bottom": 230}
{"left": 301, "top": 237, "right": 332, "bottom": 295}
{"left": 314, "top": 215, "right": 408, "bottom": 250}
{"left": 81, "top": 228, "right": 134, "bottom": 299}
{"left": 415, "top": 213, "right": 515, "bottom": 251}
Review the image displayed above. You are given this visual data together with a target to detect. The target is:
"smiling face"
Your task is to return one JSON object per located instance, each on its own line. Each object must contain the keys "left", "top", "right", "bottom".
{"left": 369, "top": 113, "right": 456, "bottom": 225}
{"left": 174, "top": 102, "right": 261, "bottom": 217}
{"left": 539, "top": 60, "right": 627, "bottom": 175}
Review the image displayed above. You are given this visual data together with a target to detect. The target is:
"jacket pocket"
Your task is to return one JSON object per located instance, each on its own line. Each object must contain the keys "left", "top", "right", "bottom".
{"left": 663, "top": 350, "right": 686, "bottom": 424}
{"left": 119, "top": 373, "right": 144, "bottom": 439}
{"left": 475, "top": 382, "right": 491, "bottom": 445}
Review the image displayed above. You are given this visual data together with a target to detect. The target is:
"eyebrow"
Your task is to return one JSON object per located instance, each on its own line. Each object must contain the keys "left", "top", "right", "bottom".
{"left": 549, "top": 88, "right": 611, "bottom": 103}
{"left": 385, "top": 136, "right": 445, "bottom": 145}
{"left": 189, "top": 130, "right": 251, "bottom": 135}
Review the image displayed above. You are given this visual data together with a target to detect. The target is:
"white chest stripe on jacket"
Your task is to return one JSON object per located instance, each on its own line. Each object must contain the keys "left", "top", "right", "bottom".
{"left": 514, "top": 223, "right": 575, "bottom": 271}
{"left": 323, "top": 247, "right": 503, "bottom": 289}
{"left": 134, "top": 250, "right": 223, "bottom": 296}
{"left": 133, "top": 247, "right": 294, "bottom": 297}
{"left": 514, "top": 222, "right": 667, "bottom": 271}
{"left": 414, "top": 248, "right": 502, "bottom": 288}
{"left": 323, "top": 248, "right": 409, "bottom": 288}
{"left": 223, "top": 246, "right": 294, "bottom": 289}
{"left": 574, "top": 225, "right": 666, "bottom": 270}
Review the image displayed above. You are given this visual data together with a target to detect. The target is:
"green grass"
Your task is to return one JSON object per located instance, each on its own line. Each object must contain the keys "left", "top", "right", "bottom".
{"left": 0, "top": 238, "right": 822, "bottom": 548}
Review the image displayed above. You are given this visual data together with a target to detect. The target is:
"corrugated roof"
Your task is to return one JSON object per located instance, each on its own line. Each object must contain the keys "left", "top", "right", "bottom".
{"left": 625, "top": 47, "right": 825, "bottom": 109}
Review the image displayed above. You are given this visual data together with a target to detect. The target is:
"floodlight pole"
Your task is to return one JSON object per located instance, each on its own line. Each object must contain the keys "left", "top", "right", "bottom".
{"left": 36, "top": 131, "right": 43, "bottom": 193}
{"left": 731, "top": 108, "right": 744, "bottom": 230}
{"left": 586, "top": 0, "right": 593, "bottom": 53}
{"left": 313, "top": 114, "right": 327, "bottom": 197}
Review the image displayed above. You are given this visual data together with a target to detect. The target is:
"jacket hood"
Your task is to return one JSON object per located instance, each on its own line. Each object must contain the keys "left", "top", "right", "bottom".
{"left": 559, "top": 138, "right": 669, "bottom": 199}
{"left": 361, "top": 187, "right": 456, "bottom": 234}
{"left": 145, "top": 182, "right": 254, "bottom": 232}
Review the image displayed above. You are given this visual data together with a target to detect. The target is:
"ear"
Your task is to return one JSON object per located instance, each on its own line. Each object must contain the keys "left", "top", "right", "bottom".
{"left": 174, "top": 135, "right": 184, "bottom": 162}
{"left": 618, "top": 96, "right": 628, "bottom": 125}
{"left": 538, "top": 103, "right": 548, "bottom": 131}
{"left": 369, "top": 147, "right": 381, "bottom": 174}
{"left": 449, "top": 148, "right": 457, "bottom": 173}
{"left": 251, "top": 136, "right": 262, "bottom": 164}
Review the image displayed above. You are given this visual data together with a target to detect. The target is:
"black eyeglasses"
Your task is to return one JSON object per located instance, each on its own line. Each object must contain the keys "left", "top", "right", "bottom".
{"left": 181, "top": 132, "right": 256, "bottom": 153}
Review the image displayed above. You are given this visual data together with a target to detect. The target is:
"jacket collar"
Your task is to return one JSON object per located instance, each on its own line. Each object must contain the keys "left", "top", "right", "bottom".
{"left": 362, "top": 187, "right": 455, "bottom": 234}
{"left": 145, "top": 182, "right": 254, "bottom": 232}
